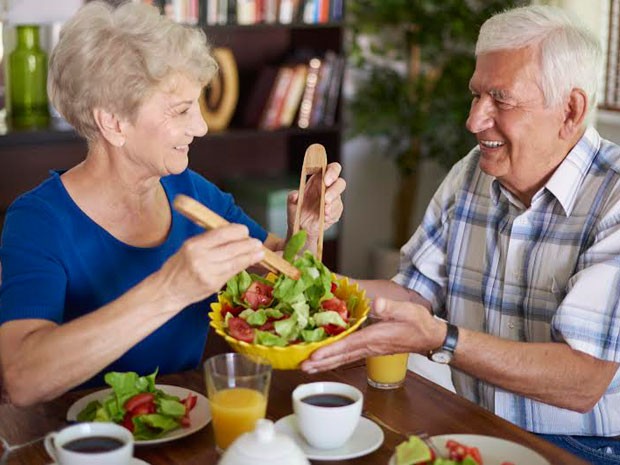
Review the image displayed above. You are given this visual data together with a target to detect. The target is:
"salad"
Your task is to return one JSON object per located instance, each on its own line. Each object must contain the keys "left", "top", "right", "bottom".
{"left": 395, "top": 436, "right": 515, "bottom": 465}
{"left": 77, "top": 370, "right": 197, "bottom": 440}
{"left": 219, "top": 231, "right": 358, "bottom": 347}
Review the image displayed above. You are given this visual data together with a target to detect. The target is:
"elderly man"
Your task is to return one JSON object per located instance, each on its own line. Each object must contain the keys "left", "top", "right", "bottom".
{"left": 302, "top": 5, "right": 620, "bottom": 463}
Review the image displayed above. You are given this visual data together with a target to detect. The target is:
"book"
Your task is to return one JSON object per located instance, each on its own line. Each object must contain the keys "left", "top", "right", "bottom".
{"left": 260, "top": 66, "right": 295, "bottom": 130}
{"left": 296, "top": 57, "right": 321, "bottom": 128}
{"left": 322, "top": 54, "right": 345, "bottom": 126}
{"left": 309, "top": 51, "right": 336, "bottom": 127}
{"left": 242, "top": 66, "right": 280, "bottom": 128}
{"left": 279, "top": 63, "right": 308, "bottom": 127}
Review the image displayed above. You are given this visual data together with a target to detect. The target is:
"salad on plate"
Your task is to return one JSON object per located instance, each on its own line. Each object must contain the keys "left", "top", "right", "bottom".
{"left": 77, "top": 370, "right": 197, "bottom": 440}
{"left": 395, "top": 435, "right": 516, "bottom": 465}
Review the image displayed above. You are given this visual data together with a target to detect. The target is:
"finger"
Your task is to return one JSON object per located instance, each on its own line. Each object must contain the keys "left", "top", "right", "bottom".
{"left": 205, "top": 238, "right": 264, "bottom": 264}
{"left": 302, "top": 346, "right": 369, "bottom": 373}
{"left": 287, "top": 190, "right": 298, "bottom": 204}
{"left": 196, "top": 224, "right": 250, "bottom": 246}
{"left": 324, "top": 199, "right": 343, "bottom": 223}
{"left": 324, "top": 178, "right": 346, "bottom": 203}
{"left": 324, "top": 162, "right": 342, "bottom": 186}
{"left": 373, "top": 297, "right": 422, "bottom": 324}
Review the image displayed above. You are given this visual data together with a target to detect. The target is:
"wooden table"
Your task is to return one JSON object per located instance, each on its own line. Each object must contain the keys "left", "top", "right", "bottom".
{"left": 0, "top": 361, "right": 588, "bottom": 465}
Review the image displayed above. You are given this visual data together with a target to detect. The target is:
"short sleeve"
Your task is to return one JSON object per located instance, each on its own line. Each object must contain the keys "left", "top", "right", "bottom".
{"left": 0, "top": 196, "right": 68, "bottom": 324}
{"left": 392, "top": 157, "right": 470, "bottom": 316}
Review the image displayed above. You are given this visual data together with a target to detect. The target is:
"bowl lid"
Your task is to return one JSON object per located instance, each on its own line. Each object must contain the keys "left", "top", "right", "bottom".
{"left": 218, "top": 419, "right": 309, "bottom": 465}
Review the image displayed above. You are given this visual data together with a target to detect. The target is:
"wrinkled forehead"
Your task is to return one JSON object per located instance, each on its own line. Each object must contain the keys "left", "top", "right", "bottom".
{"left": 470, "top": 47, "right": 544, "bottom": 98}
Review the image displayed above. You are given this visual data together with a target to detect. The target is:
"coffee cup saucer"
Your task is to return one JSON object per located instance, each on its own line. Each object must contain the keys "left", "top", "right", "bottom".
{"left": 48, "top": 458, "right": 149, "bottom": 465}
{"left": 273, "top": 414, "right": 384, "bottom": 461}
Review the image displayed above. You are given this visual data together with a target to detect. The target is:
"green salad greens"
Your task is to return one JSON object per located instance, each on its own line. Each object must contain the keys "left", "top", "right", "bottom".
{"left": 219, "top": 231, "right": 358, "bottom": 346}
{"left": 77, "top": 370, "right": 197, "bottom": 440}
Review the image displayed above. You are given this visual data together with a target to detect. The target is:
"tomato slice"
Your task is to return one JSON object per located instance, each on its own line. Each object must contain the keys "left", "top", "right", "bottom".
{"left": 321, "top": 297, "right": 349, "bottom": 322}
{"left": 467, "top": 447, "right": 483, "bottom": 465}
{"left": 242, "top": 282, "right": 274, "bottom": 310}
{"left": 322, "top": 323, "right": 346, "bottom": 336}
{"left": 228, "top": 317, "right": 255, "bottom": 343}
{"left": 181, "top": 393, "right": 197, "bottom": 413}
{"left": 221, "top": 302, "right": 244, "bottom": 317}
{"left": 124, "top": 392, "right": 155, "bottom": 413}
{"left": 121, "top": 412, "right": 135, "bottom": 432}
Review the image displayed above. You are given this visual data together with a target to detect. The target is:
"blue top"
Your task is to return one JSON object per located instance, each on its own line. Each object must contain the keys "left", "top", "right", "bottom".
{"left": 0, "top": 169, "right": 267, "bottom": 388}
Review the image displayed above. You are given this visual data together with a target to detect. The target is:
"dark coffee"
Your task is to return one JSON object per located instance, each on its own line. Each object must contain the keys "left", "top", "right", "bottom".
{"left": 63, "top": 436, "right": 125, "bottom": 454}
{"left": 301, "top": 393, "right": 355, "bottom": 407}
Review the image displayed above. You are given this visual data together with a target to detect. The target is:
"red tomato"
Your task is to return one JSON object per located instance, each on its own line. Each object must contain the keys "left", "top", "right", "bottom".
{"left": 321, "top": 297, "right": 349, "bottom": 321}
{"left": 330, "top": 282, "right": 338, "bottom": 293}
{"left": 258, "top": 320, "right": 275, "bottom": 331}
{"left": 181, "top": 393, "right": 197, "bottom": 413}
{"left": 124, "top": 392, "right": 155, "bottom": 412}
{"left": 322, "top": 323, "right": 346, "bottom": 336}
{"left": 221, "top": 302, "right": 244, "bottom": 317}
{"left": 228, "top": 317, "right": 255, "bottom": 343}
{"left": 180, "top": 414, "right": 191, "bottom": 428}
{"left": 130, "top": 403, "right": 156, "bottom": 416}
{"left": 242, "top": 282, "right": 274, "bottom": 310}
{"left": 121, "top": 412, "right": 134, "bottom": 432}
{"left": 467, "top": 447, "right": 483, "bottom": 465}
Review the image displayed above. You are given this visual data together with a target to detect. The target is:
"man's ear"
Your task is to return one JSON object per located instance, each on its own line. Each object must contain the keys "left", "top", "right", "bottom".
{"left": 559, "top": 88, "right": 587, "bottom": 140}
{"left": 92, "top": 108, "right": 126, "bottom": 148}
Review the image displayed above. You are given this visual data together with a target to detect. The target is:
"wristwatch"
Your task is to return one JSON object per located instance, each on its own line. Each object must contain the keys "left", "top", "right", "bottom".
{"left": 428, "top": 323, "right": 459, "bottom": 364}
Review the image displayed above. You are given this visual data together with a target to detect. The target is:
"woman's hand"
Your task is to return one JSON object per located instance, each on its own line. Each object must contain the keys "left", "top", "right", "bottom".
{"left": 158, "top": 224, "right": 265, "bottom": 308}
{"left": 287, "top": 162, "right": 346, "bottom": 242}
{"left": 301, "top": 297, "right": 445, "bottom": 373}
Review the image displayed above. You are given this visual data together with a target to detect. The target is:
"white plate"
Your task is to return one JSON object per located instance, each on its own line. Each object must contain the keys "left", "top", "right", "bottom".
{"left": 388, "top": 434, "right": 551, "bottom": 465}
{"left": 49, "top": 460, "right": 149, "bottom": 465}
{"left": 274, "top": 414, "right": 384, "bottom": 461}
{"left": 66, "top": 384, "right": 211, "bottom": 446}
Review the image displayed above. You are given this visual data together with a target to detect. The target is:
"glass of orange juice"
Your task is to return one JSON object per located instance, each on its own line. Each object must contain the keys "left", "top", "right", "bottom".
{"left": 204, "top": 353, "right": 272, "bottom": 452}
{"left": 366, "top": 353, "right": 409, "bottom": 389}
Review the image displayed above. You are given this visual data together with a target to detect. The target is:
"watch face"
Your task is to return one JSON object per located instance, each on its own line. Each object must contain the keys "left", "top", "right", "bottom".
{"left": 431, "top": 350, "right": 452, "bottom": 364}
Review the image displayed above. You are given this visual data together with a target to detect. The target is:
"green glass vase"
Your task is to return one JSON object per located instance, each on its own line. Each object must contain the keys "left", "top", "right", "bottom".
{"left": 9, "top": 24, "right": 49, "bottom": 129}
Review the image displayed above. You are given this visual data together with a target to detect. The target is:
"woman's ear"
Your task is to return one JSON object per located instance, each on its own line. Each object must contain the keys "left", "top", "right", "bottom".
{"left": 559, "top": 88, "right": 587, "bottom": 140}
{"left": 92, "top": 108, "right": 126, "bottom": 147}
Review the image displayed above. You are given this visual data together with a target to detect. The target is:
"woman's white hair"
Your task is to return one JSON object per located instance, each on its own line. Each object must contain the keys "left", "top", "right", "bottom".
{"left": 48, "top": 1, "right": 218, "bottom": 141}
{"left": 476, "top": 5, "right": 602, "bottom": 117}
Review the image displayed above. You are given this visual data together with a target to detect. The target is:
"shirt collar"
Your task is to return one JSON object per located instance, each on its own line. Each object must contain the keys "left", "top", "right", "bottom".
{"left": 545, "top": 126, "right": 600, "bottom": 216}
{"left": 488, "top": 127, "right": 601, "bottom": 216}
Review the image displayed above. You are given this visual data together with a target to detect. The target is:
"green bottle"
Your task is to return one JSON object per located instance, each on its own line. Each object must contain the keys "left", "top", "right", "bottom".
{"left": 9, "top": 24, "right": 49, "bottom": 129}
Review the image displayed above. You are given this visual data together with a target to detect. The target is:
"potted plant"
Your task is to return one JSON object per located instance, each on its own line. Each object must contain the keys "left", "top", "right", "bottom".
{"left": 347, "top": 0, "right": 525, "bottom": 250}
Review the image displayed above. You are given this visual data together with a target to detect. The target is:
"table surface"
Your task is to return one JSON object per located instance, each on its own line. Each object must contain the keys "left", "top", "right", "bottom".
{"left": 0, "top": 358, "right": 589, "bottom": 465}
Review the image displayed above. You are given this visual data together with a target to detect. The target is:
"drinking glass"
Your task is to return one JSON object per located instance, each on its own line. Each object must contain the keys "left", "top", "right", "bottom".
{"left": 366, "top": 353, "right": 409, "bottom": 389}
{"left": 204, "top": 353, "right": 272, "bottom": 452}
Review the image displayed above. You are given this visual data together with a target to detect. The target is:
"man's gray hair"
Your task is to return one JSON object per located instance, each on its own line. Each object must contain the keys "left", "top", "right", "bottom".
{"left": 476, "top": 5, "right": 602, "bottom": 116}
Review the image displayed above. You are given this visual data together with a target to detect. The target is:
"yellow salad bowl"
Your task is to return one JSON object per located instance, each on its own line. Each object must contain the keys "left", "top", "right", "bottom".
{"left": 209, "top": 275, "right": 370, "bottom": 369}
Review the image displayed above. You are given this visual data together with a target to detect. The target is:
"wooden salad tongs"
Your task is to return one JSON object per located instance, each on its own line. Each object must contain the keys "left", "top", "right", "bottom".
{"left": 173, "top": 194, "right": 301, "bottom": 280}
{"left": 292, "top": 143, "right": 328, "bottom": 261}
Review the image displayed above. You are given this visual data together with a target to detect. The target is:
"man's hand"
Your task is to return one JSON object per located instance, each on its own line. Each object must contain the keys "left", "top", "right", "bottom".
{"left": 301, "top": 297, "right": 445, "bottom": 373}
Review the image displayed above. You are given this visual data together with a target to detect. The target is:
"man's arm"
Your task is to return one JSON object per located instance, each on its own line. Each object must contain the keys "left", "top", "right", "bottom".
{"left": 455, "top": 327, "right": 618, "bottom": 412}
{"left": 302, "top": 297, "right": 619, "bottom": 412}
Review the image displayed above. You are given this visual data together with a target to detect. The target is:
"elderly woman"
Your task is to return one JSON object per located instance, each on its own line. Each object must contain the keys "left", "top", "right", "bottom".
{"left": 0, "top": 1, "right": 345, "bottom": 407}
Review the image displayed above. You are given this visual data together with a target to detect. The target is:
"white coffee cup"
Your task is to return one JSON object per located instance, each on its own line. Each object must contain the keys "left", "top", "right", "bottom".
{"left": 292, "top": 382, "right": 363, "bottom": 449}
{"left": 44, "top": 422, "right": 133, "bottom": 465}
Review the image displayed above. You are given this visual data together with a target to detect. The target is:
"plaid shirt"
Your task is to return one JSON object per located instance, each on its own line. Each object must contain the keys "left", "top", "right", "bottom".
{"left": 394, "top": 127, "right": 620, "bottom": 435}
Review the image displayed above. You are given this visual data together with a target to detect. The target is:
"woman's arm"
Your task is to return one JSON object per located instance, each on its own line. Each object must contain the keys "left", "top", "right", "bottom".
{"left": 0, "top": 225, "right": 264, "bottom": 406}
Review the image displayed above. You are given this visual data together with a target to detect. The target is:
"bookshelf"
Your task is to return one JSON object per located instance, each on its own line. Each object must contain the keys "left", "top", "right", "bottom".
{"left": 196, "top": 18, "right": 345, "bottom": 270}
{"left": 0, "top": 2, "right": 345, "bottom": 271}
